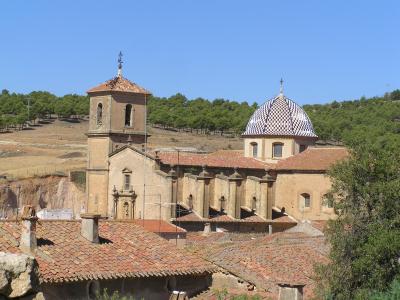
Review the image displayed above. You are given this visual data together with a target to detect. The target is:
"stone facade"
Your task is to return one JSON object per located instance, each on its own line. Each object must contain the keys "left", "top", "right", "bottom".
{"left": 274, "top": 172, "right": 334, "bottom": 220}
{"left": 85, "top": 75, "right": 344, "bottom": 223}
{"left": 86, "top": 79, "right": 149, "bottom": 217}
{"left": 243, "top": 136, "right": 316, "bottom": 162}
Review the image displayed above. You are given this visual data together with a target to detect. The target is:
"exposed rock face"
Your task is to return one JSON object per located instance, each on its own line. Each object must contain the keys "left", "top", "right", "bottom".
{"left": 0, "top": 252, "right": 40, "bottom": 298}
{"left": 0, "top": 175, "right": 85, "bottom": 219}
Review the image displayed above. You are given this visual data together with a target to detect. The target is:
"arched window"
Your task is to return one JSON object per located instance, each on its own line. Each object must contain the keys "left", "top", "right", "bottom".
{"left": 96, "top": 103, "right": 103, "bottom": 126}
{"left": 300, "top": 193, "right": 311, "bottom": 208}
{"left": 87, "top": 280, "right": 100, "bottom": 299}
{"left": 251, "top": 196, "right": 257, "bottom": 211}
{"left": 250, "top": 142, "right": 258, "bottom": 158}
{"left": 188, "top": 194, "right": 193, "bottom": 210}
{"left": 125, "top": 104, "right": 133, "bottom": 127}
{"left": 272, "top": 143, "right": 283, "bottom": 158}
{"left": 123, "top": 202, "right": 129, "bottom": 217}
{"left": 219, "top": 196, "right": 226, "bottom": 212}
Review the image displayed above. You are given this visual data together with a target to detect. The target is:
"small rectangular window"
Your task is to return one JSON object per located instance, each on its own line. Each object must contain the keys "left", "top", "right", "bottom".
{"left": 251, "top": 143, "right": 258, "bottom": 158}
{"left": 124, "top": 174, "right": 131, "bottom": 190}
{"left": 304, "top": 195, "right": 311, "bottom": 208}
{"left": 299, "top": 144, "right": 307, "bottom": 153}
{"left": 273, "top": 143, "right": 283, "bottom": 158}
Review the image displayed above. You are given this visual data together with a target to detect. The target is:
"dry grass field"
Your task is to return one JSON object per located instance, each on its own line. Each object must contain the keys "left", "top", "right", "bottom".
{"left": 0, "top": 119, "right": 243, "bottom": 179}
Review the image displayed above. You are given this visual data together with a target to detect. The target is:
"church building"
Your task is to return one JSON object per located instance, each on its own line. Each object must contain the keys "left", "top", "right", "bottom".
{"left": 85, "top": 60, "right": 348, "bottom": 224}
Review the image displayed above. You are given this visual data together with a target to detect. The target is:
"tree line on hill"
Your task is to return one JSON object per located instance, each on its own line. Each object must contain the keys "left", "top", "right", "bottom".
{"left": 0, "top": 89, "right": 89, "bottom": 131}
{"left": 304, "top": 89, "right": 400, "bottom": 145}
{"left": 3, "top": 87, "right": 400, "bottom": 142}
{"left": 147, "top": 93, "right": 258, "bottom": 134}
{"left": 0, "top": 89, "right": 258, "bottom": 134}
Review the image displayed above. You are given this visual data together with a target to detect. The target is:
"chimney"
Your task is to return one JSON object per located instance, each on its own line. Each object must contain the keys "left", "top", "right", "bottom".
{"left": 202, "top": 222, "right": 211, "bottom": 236}
{"left": 20, "top": 205, "right": 38, "bottom": 253}
{"left": 80, "top": 213, "right": 100, "bottom": 243}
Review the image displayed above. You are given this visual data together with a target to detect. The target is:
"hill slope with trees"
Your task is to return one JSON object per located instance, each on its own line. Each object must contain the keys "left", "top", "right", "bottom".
{"left": 2, "top": 87, "right": 400, "bottom": 148}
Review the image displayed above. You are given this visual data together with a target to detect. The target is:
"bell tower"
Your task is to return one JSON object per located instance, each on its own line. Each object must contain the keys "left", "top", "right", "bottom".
{"left": 86, "top": 52, "right": 151, "bottom": 216}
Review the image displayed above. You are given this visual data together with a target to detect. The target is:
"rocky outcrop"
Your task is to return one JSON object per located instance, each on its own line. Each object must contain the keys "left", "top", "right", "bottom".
{"left": 0, "top": 252, "right": 40, "bottom": 298}
{"left": 0, "top": 175, "right": 86, "bottom": 219}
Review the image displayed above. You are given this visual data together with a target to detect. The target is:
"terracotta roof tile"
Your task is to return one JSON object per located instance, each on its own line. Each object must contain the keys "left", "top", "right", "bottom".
{"left": 133, "top": 219, "right": 186, "bottom": 233}
{"left": 276, "top": 147, "right": 348, "bottom": 171}
{"left": 175, "top": 212, "right": 203, "bottom": 222}
{"left": 242, "top": 215, "right": 266, "bottom": 222}
{"left": 311, "top": 220, "right": 328, "bottom": 232}
{"left": 186, "top": 232, "right": 328, "bottom": 299}
{"left": 87, "top": 76, "right": 151, "bottom": 95}
{"left": 0, "top": 220, "right": 214, "bottom": 283}
{"left": 158, "top": 150, "right": 272, "bottom": 170}
{"left": 209, "top": 214, "right": 235, "bottom": 222}
{"left": 272, "top": 215, "right": 297, "bottom": 223}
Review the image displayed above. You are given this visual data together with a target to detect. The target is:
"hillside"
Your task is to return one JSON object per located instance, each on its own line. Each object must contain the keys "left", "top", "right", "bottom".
{"left": 1, "top": 88, "right": 400, "bottom": 179}
{"left": 304, "top": 89, "right": 400, "bottom": 147}
{"left": 0, "top": 119, "right": 242, "bottom": 179}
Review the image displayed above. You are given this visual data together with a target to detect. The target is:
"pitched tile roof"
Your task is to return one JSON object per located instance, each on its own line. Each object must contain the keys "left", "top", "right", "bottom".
{"left": 271, "top": 215, "right": 297, "bottom": 223}
{"left": 158, "top": 150, "right": 272, "bottom": 170}
{"left": 276, "top": 147, "right": 348, "bottom": 171}
{"left": 186, "top": 232, "right": 329, "bottom": 299}
{"left": 87, "top": 76, "right": 151, "bottom": 95}
{"left": 175, "top": 212, "right": 204, "bottom": 222}
{"left": 133, "top": 219, "right": 186, "bottom": 233}
{"left": 0, "top": 220, "right": 214, "bottom": 283}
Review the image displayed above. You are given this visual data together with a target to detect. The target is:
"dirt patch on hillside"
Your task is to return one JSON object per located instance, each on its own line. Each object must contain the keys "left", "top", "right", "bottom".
{"left": 0, "top": 119, "right": 242, "bottom": 179}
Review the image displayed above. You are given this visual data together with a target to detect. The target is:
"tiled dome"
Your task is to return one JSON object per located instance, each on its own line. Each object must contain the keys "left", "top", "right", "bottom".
{"left": 243, "top": 93, "right": 317, "bottom": 138}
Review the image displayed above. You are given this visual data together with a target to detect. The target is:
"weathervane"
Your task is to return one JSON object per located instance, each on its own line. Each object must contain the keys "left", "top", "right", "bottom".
{"left": 117, "top": 51, "right": 123, "bottom": 77}
{"left": 280, "top": 78, "right": 284, "bottom": 95}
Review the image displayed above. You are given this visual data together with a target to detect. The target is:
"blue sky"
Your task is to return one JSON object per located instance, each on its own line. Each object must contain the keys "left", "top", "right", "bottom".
{"left": 0, "top": 1, "right": 399, "bottom": 105}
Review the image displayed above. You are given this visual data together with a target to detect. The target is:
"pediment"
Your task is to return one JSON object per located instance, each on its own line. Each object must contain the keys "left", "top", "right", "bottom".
{"left": 122, "top": 167, "right": 132, "bottom": 173}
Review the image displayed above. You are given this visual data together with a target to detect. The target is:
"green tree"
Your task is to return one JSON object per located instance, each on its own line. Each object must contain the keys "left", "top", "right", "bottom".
{"left": 316, "top": 140, "right": 400, "bottom": 299}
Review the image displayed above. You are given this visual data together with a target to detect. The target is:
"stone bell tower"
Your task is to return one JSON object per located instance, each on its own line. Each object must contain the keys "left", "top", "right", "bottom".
{"left": 86, "top": 52, "right": 151, "bottom": 216}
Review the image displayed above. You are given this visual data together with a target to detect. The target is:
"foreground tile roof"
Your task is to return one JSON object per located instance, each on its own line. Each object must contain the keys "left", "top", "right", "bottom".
{"left": 158, "top": 150, "right": 273, "bottom": 170}
{"left": 0, "top": 220, "right": 214, "bottom": 283}
{"left": 186, "top": 232, "right": 329, "bottom": 299}
{"left": 87, "top": 76, "right": 151, "bottom": 95}
{"left": 276, "top": 147, "right": 348, "bottom": 171}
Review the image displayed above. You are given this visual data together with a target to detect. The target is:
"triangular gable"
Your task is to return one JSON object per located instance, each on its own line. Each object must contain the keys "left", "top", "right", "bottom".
{"left": 109, "top": 144, "right": 155, "bottom": 161}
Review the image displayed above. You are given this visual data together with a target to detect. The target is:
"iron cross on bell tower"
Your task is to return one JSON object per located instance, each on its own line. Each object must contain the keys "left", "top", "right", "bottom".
{"left": 117, "top": 51, "right": 123, "bottom": 77}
